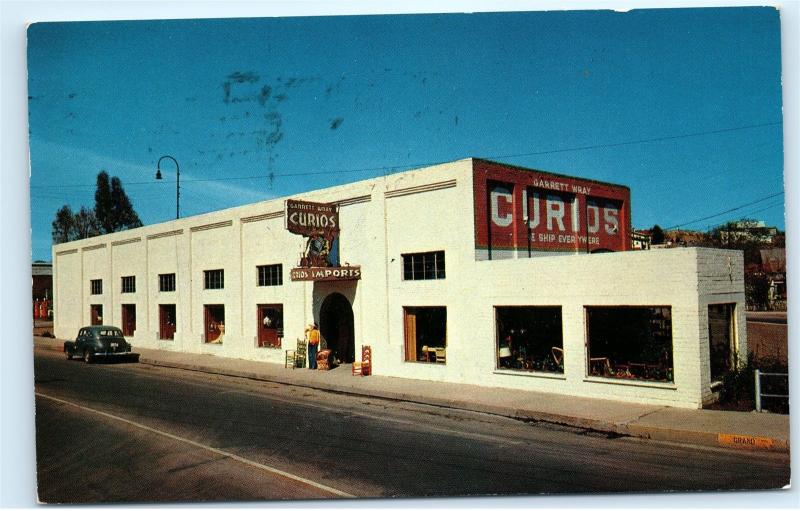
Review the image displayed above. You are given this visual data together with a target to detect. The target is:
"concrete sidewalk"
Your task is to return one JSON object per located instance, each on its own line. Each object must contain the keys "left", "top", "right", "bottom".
{"left": 33, "top": 336, "right": 790, "bottom": 453}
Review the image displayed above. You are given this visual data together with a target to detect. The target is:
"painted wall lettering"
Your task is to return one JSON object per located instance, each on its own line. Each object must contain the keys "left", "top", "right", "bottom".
{"left": 474, "top": 160, "right": 630, "bottom": 257}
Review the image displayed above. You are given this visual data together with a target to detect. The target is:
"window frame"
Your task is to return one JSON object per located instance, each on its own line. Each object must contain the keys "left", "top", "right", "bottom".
{"left": 158, "top": 303, "right": 177, "bottom": 340}
{"left": 159, "top": 273, "right": 176, "bottom": 293}
{"left": 257, "top": 303, "right": 284, "bottom": 348}
{"left": 203, "top": 304, "right": 225, "bottom": 343}
{"left": 584, "top": 305, "right": 674, "bottom": 383}
{"left": 121, "top": 275, "right": 136, "bottom": 294}
{"left": 495, "top": 305, "right": 564, "bottom": 374}
{"left": 121, "top": 303, "right": 136, "bottom": 336}
{"left": 403, "top": 306, "right": 448, "bottom": 364}
{"left": 708, "top": 303, "right": 737, "bottom": 383}
{"left": 256, "top": 264, "right": 283, "bottom": 287}
{"left": 204, "top": 269, "right": 225, "bottom": 290}
{"left": 402, "top": 251, "right": 446, "bottom": 281}
{"left": 90, "top": 279, "right": 103, "bottom": 295}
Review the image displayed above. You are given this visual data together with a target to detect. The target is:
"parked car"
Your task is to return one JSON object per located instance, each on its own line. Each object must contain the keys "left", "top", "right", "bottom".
{"left": 64, "top": 325, "right": 139, "bottom": 363}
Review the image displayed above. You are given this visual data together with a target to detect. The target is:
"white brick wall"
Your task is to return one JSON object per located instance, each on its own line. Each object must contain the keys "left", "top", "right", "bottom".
{"left": 53, "top": 159, "right": 745, "bottom": 408}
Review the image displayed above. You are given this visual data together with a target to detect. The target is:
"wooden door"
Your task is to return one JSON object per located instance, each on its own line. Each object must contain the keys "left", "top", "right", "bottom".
{"left": 404, "top": 308, "right": 417, "bottom": 361}
{"left": 121, "top": 304, "right": 136, "bottom": 336}
{"left": 159, "top": 304, "right": 176, "bottom": 340}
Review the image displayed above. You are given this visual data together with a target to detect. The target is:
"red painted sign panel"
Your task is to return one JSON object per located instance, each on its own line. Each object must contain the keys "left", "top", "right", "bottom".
{"left": 285, "top": 199, "right": 340, "bottom": 237}
{"left": 473, "top": 160, "right": 631, "bottom": 258}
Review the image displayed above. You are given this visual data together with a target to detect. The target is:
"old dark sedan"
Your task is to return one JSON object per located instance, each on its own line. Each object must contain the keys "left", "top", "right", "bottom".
{"left": 64, "top": 325, "right": 139, "bottom": 363}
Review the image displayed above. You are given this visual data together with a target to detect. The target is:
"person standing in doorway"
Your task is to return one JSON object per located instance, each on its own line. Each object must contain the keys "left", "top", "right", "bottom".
{"left": 307, "top": 322, "right": 320, "bottom": 369}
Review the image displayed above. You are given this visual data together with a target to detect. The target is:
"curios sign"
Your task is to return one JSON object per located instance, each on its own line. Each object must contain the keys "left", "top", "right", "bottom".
{"left": 285, "top": 199, "right": 340, "bottom": 237}
{"left": 473, "top": 160, "right": 631, "bottom": 258}
{"left": 285, "top": 199, "right": 360, "bottom": 281}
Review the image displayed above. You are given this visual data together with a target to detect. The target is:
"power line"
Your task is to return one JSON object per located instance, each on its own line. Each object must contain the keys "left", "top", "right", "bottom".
{"left": 29, "top": 120, "right": 783, "bottom": 190}
{"left": 698, "top": 200, "right": 785, "bottom": 233}
{"left": 491, "top": 121, "right": 782, "bottom": 160}
{"left": 720, "top": 200, "right": 785, "bottom": 224}
{"left": 664, "top": 192, "right": 785, "bottom": 230}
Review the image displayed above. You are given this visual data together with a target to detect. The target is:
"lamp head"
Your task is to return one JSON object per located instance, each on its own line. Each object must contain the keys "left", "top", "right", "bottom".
{"left": 155, "top": 169, "right": 163, "bottom": 180}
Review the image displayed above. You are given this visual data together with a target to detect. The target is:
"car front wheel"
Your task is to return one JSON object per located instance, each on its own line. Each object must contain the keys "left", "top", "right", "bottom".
{"left": 66, "top": 349, "right": 73, "bottom": 360}
{"left": 83, "top": 349, "right": 93, "bottom": 363}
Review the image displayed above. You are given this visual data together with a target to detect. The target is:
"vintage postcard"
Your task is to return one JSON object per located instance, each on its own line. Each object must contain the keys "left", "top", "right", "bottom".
{"left": 27, "top": 5, "right": 789, "bottom": 504}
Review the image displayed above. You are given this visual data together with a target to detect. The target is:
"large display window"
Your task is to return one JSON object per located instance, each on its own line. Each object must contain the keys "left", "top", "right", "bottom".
{"left": 495, "top": 306, "right": 563, "bottom": 373}
{"left": 585, "top": 306, "right": 673, "bottom": 382}
{"left": 404, "top": 307, "right": 447, "bottom": 363}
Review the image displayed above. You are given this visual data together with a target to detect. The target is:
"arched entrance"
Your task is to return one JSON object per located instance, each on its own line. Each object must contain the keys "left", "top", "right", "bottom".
{"left": 319, "top": 292, "right": 355, "bottom": 363}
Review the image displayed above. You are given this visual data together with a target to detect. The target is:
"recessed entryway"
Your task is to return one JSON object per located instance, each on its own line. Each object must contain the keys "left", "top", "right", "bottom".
{"left": 319, "top": 292, "right": 354, "bottom": 363}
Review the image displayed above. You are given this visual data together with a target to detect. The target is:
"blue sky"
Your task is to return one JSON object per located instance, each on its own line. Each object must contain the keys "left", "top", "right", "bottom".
{"left": 27, "top": 7, "right": 784, "bottom": 261}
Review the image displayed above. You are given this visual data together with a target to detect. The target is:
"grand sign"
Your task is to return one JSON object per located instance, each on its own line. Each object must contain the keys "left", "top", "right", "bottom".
{"left": 473, "top": 160, "right": 631, "bottom": 259}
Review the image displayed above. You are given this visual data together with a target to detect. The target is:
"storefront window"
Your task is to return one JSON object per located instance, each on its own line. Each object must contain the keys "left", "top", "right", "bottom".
{"left": 204, "top": 304, "right": 225, "bottom": 344}
{"left": 585, "top": 306, "right": 673, "bottom": 382}
{"left": 495, "top": 306, "right": 563, "bottom": 373}
{"left": 258, "top": 304, "right": 283, "bottom": 348}
{"left": 404, "top": 306, "right": 447, "bottom": 363}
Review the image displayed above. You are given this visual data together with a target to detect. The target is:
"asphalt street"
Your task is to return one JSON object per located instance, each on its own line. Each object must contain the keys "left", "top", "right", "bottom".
{"left": 33, "top": 347, "right": 790, "bottom": 503}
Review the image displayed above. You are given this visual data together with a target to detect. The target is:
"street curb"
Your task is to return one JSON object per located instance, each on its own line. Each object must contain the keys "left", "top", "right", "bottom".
{"left": 136, "top": 356, "right": 790, "bottom": 453}
{"left": 34, "top": 341, "right": 788, "bottom": 453}
{"left": 625, "top": 424, "right": 790, "bottom": 453}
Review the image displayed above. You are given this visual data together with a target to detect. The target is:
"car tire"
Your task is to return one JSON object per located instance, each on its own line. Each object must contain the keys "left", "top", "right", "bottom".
{"left": 83, "top": 349, "right": 93, "bottom": 364}
{"left": 66, "top": 349, "right": 73, "bottom": 360}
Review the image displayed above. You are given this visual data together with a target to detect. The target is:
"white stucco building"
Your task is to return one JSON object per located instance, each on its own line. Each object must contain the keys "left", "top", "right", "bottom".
{"left": 52, "top": 158, "right": 746, "bottom": 408}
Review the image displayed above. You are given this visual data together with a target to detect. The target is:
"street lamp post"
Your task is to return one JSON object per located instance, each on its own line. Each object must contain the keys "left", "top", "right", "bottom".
{"left": 155, "top": 155, "right": 180, "bottom": 219}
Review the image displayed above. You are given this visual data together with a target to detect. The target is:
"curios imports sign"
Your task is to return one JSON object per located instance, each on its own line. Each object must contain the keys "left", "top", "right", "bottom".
{"left": 290, "top": 266, "right": 362, "bottom": 282}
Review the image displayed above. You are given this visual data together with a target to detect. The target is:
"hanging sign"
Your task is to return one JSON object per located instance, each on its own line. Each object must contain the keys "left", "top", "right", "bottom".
{"left": 286, "top": 199, "right": 340, "bottom": 237}
{"left": 286, "top": 199, "right": 360, "bottom": 281}
{"left": 286, "top": 199, "right": 341, "bottom": 268}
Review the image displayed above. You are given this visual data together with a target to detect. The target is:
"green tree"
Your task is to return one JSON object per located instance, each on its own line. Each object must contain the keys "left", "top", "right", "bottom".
{"left": 52, "top": 170, "right": 143, "bottom": 243}
{"left": 94, "top": 171, "right": 114, "bottom": 234}
{"left": 51, "top": 205, "right": 76, "bottom": 243}
{"left": 745, "top": 272, "right": 770, "bottom": 310}
{"left": 651, "top": 224, "right": 665, "bottom": 245}
{"left": 110, "top": 176, "right": 142, "bottom": 230}
{"left": 73, "top": 206, "right": 101, "bottom": 239}
{"left": 709, "top": 222, "right": 768, "bottom": 266}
